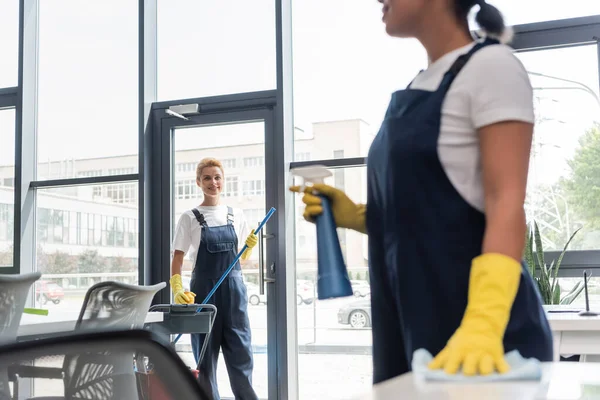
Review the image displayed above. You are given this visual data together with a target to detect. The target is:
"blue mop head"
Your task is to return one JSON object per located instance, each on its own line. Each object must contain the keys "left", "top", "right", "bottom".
{"left": 411, "top": 348, "right": 543, "bottom": 382}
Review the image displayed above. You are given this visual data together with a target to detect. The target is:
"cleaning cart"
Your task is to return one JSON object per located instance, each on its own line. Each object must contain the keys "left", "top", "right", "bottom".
{"left": 136, "top": 303, "right": 217, "bottom": 400}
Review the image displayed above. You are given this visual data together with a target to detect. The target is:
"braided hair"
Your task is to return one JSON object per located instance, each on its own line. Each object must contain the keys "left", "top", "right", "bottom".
{"left": 455, "top": 0, "right": 513, "bottom": 43}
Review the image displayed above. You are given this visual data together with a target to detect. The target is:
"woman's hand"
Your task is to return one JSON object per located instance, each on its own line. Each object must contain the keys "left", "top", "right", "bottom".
{"left": 170, "top": 274, "right": 196, "bottom": 305}
{"left": 241, "top": 230, "right": 258, "bottom": 260}
{"left": 289, "top": 183, "right": 368, "bottom": 234}
{"left": 428, "top": 253, "right": 521, "bottom": 375}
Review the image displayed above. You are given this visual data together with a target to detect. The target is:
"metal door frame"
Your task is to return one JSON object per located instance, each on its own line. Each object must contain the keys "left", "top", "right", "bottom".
{"left": 146, "top": 91, "right": 295, "bottom": 399}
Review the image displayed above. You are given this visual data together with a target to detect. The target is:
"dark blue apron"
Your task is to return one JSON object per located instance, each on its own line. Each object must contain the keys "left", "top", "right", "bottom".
{"left": 190, "top": 207, "right": 258, "bottom": 400}
{"left": 366, "top": 38, "right": 553, "bottom": 384}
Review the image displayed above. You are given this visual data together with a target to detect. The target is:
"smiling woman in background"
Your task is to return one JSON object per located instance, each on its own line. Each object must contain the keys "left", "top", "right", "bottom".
{"left": 169, "top": 157, "right": 259, "bottom": 400}
{"left": 292, "top": 0, "right": 553, "bottom": 384}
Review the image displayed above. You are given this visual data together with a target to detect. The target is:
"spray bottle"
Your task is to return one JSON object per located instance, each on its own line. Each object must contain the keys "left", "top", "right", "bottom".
{"left": 292, "top": 165, "right": 354, "bottom": 300}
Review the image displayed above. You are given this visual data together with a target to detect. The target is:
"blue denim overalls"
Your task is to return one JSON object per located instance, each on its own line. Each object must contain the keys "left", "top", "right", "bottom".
{"left": 366, "top": 38, "right": 553, "bottom": 384}
{"left": 190, "top": 207, "right": 257, "bottom": 400}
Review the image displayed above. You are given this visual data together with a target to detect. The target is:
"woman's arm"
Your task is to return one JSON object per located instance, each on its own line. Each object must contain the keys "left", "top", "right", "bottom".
{"left": 479, "top": 120, "right": 534, "bottom": 261}
{"left": 171, "top": 250, "right": 185, "bottom": 277}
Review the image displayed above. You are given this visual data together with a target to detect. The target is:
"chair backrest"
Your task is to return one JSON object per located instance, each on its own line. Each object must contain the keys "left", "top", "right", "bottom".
{"left": 1, "top": 329, "right": 214, "bottom": 400}
{"left": 0, "top": 272, "right": 41, "bottom": 345}
{"left": 57, "top": 281, "right": 166, "bottom": 398}
{"left": 76, "top": 281, "right": 166, "bottom": 331}
{"left": 0, "top": 272, "right": 41, "bottom": 400}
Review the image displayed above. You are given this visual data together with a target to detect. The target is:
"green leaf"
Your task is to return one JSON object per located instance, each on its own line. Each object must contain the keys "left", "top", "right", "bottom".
{"left": 560, "top": 281, "right": 585, "bottom": 305}
{"left": 552, "top": 282, "right": 561, "bottom": 305}
{"left": 555, "top": 227, "right": 581, "bottom": 271}
{"left": 524, "top": 226, "right": 535, "bottom": 277}
{"left": 535, "top": 279, "right": 549, "bottom": 304}
{"left": 533, "top": 221, "right": 545, "bottom": 271}
{"left": 550, "top": 259, "right": 558, "bottom": 296}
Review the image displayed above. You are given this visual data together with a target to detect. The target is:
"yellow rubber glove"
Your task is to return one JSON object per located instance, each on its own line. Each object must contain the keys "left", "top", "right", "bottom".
{"left": 289, "top": 183, "right": 367, "bottom": 234}
{"left": 170, "top": 274, "right": 196, "bottom": 305}
{"left": 241, "top": 229, "right": 258, "bottom": 260}
{"left": 428, "top": 253, "right": 521, "bottom": 376}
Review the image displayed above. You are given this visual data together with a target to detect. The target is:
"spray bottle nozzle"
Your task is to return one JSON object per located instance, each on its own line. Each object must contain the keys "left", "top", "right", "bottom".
{"left": 291, "top": 165, "right": 333, "bottom": 192}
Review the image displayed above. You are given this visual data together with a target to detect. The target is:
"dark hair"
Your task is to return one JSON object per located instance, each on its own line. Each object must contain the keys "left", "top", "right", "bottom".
{"left": 455, "top": 0, "right": 509, "bottom": 41}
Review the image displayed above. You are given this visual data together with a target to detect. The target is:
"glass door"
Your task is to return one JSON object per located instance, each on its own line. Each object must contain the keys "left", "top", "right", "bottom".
{"left": 162, "top": 109, "right": 275, "bottom": 400}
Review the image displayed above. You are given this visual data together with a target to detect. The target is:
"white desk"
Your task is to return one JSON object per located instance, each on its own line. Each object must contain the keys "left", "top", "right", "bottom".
{"left": 17, "top": 311, "right": 164, "bottom": 338}
{"left": 352, "top": 362, "right": 600, "bottom": 399}
{"left": 546, "top": 312, "right": 600, "bottom": 361}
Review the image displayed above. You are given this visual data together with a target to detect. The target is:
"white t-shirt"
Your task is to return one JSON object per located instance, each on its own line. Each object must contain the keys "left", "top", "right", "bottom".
{"left": 172, "top": 205, "right": 252, "bottom": 268}
{"left": 408, "top": 41, "right": 535, "bottom": 212}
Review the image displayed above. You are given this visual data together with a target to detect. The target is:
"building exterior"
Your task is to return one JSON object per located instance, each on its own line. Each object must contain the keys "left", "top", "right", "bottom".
{"left": 0, "top": 119, "right": 373, "bottom": 285}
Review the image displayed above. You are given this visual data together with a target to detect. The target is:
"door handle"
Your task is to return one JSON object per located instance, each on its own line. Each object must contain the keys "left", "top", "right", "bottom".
{"left": 258, "top": 230, "right": 276, "bottom": 294}
{"left": 258, "top": 228, "right": 265, "bottom": 295}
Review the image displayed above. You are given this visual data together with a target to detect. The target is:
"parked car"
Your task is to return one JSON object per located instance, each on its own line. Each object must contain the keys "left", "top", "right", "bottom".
{"left": 337, "top": 295, "right": 371, "bottom": 329}
{"left": 245, "top": 280, "right": 316, "bottom": 306}
{"left": 246, "top": 282, "right": 267, "bottom": 306}
{"left": 350, "top": 280, "right": 371, "bottom": 297}
{"left": 35, "top": 280, "right": 65, "bottom": 305}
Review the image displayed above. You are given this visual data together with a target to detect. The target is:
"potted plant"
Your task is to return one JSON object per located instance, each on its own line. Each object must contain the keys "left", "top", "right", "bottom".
{"left": 524, "top": 221, "right": 584, "bottom": 305}
{"left": 524, "top": 221, "right": 584, "bottom": 362}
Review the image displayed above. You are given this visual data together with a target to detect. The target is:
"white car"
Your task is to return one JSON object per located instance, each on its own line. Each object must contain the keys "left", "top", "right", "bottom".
{"left": 246, "top": 280, "right": 316, "bottom": 306}
{"left": 350, "top": 280, "right": 371, "bottom": 297}
{"left": 246, "top": 282, "right": 267, "bottom": 306}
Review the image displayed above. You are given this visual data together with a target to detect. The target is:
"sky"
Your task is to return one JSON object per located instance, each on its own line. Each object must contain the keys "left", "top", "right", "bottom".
{"left": 1, "top": 0, "right": 600, "bottom": 190}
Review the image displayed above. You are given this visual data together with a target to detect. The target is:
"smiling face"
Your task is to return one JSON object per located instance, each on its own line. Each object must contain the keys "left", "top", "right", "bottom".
{"left": 197, "top": 166, "right": 224, "bottom": 199}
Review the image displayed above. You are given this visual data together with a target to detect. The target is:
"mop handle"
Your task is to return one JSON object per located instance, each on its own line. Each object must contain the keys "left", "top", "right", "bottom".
{"left": 173, "top": 207, "right": 276, "bottom": 344}
{"left": 198, "top": 206, "right": 276, "bottom": 307}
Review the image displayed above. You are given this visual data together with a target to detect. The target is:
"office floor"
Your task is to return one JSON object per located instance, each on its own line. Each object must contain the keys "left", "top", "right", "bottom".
{"left": 178, "top": 351, "right": 373, "bottom": 400}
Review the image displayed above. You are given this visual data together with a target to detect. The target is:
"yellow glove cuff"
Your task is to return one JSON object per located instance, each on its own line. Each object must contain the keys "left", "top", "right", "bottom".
{"left": 170, "top": 274, "right": 184, "bottom": 292}
{"left": 241, "top": 248, "right": 253, "bottom": 260}
{"left": 464, "top": 253, "right": 522, "bottom": 333}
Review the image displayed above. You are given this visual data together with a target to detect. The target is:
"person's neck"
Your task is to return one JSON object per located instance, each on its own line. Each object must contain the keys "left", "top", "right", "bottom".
{"left": 417, "top": 22, "right": 473, "bottom": 65}
{"left": 200, "top": 196, "right": 220, "bottom": 207}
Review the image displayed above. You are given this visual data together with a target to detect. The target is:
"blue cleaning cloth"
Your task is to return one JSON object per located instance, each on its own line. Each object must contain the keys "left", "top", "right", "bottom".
{"left": 411, "top": 348, "right": 542, "bottom": 382}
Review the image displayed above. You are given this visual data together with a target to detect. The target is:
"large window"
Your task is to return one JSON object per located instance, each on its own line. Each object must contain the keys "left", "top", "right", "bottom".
{"left": 292, "top": 0, "right": 427, "bottom": 161}
{"left": 291, "top": 2, "right": 426, "bottom": 396}
{"left": 36, "top": 0, "right": 138, "bottom": 177}
{"left": 0, "top": 109, "right": 15, "bottom": 268}
{"left": 156, "top": 0, "right": 276, "bottom": 101}
{"left": 293, "top": 167, "right": 370, "bottom": 399}
{"left": 35, "top": 184, "right": 139, "bottom": 313}
{"left": 517, "top": 45, "right": 600, "bottom": 252}
{"left": 0, "top": 0, "right": 19, "bottom": 88}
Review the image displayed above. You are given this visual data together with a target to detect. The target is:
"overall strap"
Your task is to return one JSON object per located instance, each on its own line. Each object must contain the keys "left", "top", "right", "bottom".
{"left": 191, "top": 209, "right": 208, "bottom": 228}
{"left": 227, "top": 206, "right": 235, "bottom": 225}
{"left": 439, "top": 37, "right": 500, "bottom": 90}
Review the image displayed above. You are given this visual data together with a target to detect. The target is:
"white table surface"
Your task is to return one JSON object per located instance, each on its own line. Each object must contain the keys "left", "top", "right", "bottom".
{"left": 352, "top": 362, "right": 600, "bottom": 400}
{"left": 546, "top": 311, "right": 600, "bottom": 360}
{"left": 17, "top": 310, "right": 164, "bottom": 337}
{"left": 547, "top": 311, "right": 600, "bottom": 331}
